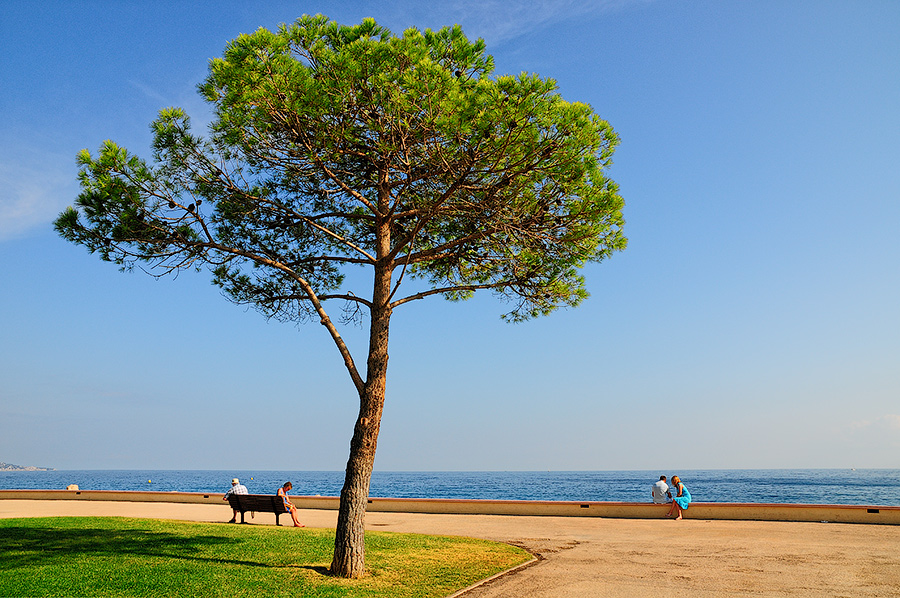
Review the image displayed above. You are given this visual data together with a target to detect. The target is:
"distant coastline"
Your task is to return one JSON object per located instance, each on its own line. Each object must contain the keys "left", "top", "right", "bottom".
{"left": 0, "top": 462, "right": 54, "bottom": 471}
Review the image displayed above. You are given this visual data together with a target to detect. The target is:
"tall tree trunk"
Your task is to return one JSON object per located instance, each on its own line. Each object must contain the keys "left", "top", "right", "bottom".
{"left": 329, "top": 374, "right": 387, "bottom": 577}
{"left": 330, "top": 231, "right": 392, "bottom": 578}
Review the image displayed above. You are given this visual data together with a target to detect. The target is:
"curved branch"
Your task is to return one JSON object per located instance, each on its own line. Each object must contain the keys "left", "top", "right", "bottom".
{"left": 204, "top": 241, "right": 366, "bottom": 395}
{"left": 386, "top": 166, "right": 472, "bottom": 262}
{"left": 253, "top": 291, "right": 373, "bottom": 310}
{"left": 389, "top": 281, "right": 508, "bottom": 309}
{"left": 318, "top": 293, "right": 373, "bottom": 308}
{"left": 293, "top": 213, "right": 376, "bottom": 263}
{"left": 307, "top": 149, "right": 380, "bottom": 217}
{"left": 295, "top": 275, "right": 366, "bottom": 396}
{"left": 394, "top": 229, "right": 489, "bottom": 268}
{"left": 290, "top": 254, "right": 373, "bottom": 267}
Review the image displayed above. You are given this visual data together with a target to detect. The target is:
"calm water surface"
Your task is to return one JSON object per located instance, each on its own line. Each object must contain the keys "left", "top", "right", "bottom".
{"left": 2, "top": 469, "right": 898, "bottom": 505}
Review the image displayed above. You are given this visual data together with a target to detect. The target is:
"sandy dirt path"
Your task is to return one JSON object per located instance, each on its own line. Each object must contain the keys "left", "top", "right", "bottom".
{"left": 2, "top": 500, "right": 898, "bottom": 597}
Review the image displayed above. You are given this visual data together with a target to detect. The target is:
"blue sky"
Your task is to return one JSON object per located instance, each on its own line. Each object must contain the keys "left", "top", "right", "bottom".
{"left": 1, "top": 0, "right": 898, "bottom": 471}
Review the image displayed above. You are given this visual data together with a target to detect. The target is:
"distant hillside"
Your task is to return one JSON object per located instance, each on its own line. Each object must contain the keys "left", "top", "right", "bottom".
{"left": 0, "top": 462, "right": 54, "bottom": 471}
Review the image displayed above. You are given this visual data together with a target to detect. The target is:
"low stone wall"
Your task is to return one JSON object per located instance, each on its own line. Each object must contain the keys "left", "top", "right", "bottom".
{"left": 363, "top": 496, "right": 900, "bottom": 524}
{"left": 0, "top": 489, "right": 223, "bottom": 505}
{"left": 1, "top": 490, "right": 897, "bottom": 525}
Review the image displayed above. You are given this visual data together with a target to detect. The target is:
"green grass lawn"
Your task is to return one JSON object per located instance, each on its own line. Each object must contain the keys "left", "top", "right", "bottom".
{"left": 0, "top": 517, "right": 531, "bottom": 597}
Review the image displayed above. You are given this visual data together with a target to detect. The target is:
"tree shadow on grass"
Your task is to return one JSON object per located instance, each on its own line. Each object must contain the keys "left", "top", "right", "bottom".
{"left": 0, "top": 525, "right": 280, "bottom": 570}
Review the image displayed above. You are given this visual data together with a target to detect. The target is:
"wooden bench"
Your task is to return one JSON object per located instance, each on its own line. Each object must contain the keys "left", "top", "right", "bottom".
{"left": 226, "top": 493, "right": 289, "bottom": 525}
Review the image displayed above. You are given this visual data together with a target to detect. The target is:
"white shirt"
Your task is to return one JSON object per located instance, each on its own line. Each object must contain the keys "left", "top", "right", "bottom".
{"left": 224, "top": 483, "right": 248, "bottom": 498}
{"left": 651, "top": 480, "right": 669, "bottom": 503}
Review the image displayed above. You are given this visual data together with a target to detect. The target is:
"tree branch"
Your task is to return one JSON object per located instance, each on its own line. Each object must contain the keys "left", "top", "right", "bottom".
{"left": 389, "top": 281, "right": 509, "bottom": 309}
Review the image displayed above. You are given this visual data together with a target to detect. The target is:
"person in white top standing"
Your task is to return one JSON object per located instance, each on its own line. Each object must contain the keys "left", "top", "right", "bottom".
{"left": 651, "top": 475, "right": 672, "bottom": 504}
{"left": 223, "top": 477, "right": 249, "bottom": 523}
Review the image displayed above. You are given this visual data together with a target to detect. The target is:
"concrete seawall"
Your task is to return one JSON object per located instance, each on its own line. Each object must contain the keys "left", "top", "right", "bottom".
{"left": 2, "top": 489, "right": 898, "bottom": 525}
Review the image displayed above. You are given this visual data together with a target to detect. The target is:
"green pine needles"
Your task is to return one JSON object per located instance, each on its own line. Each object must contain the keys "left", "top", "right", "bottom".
{"left": 56, "top": 14, "right": 625, "bottom": 323}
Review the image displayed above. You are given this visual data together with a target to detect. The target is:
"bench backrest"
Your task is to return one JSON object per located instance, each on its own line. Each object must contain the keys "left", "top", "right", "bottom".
{"left": 227, "top": 493, "right": 288, "bottom": 514}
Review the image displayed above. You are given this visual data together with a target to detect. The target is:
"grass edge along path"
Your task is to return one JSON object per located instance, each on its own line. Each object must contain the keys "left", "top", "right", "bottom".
{"left": 0, "top": 517, "right": 532, "bottom": 597}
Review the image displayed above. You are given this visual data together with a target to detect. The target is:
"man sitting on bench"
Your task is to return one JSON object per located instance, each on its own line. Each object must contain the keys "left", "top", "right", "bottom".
{"left": 223, "top": 478, "right": 248, "bottom": 523}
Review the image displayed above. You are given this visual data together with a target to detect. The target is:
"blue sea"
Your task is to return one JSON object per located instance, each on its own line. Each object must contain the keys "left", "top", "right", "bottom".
{"left": 2, "top": 469, "right": 899, "bottom": 506}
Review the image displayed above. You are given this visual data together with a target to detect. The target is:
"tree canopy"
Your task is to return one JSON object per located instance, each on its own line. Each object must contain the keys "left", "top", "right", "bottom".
{"left": 56, "top": 15, "right": 626, "bottom": 577}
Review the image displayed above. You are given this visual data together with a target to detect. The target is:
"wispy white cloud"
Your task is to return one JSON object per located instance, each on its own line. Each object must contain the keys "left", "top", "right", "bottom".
{"left": 847, "top": 418, "right": 872, "bottom": 431}
{"left": 847, "top": 414, "right": 900, "bottom": 433}
{"left": 0, "top": 155, "right": 75, "bottom": 242}
{"left": 128, "top": 79, "right": 172, "bottom": 107}
{"left": 389, "top": 0, "right": 654, "bottom": 45}
{"left": 841, "top": 414, "right": 900, "bottom": 456}
{"left": 1, "top": 0, "right": 646, "bottom": 243}
{"left": 128, "top": 78, "right": 215, "bottom": 133}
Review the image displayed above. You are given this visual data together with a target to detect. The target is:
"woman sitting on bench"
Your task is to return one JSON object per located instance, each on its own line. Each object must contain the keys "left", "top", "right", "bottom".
{"left": 277, "top": 482, "right": 305, "bottom": 527}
